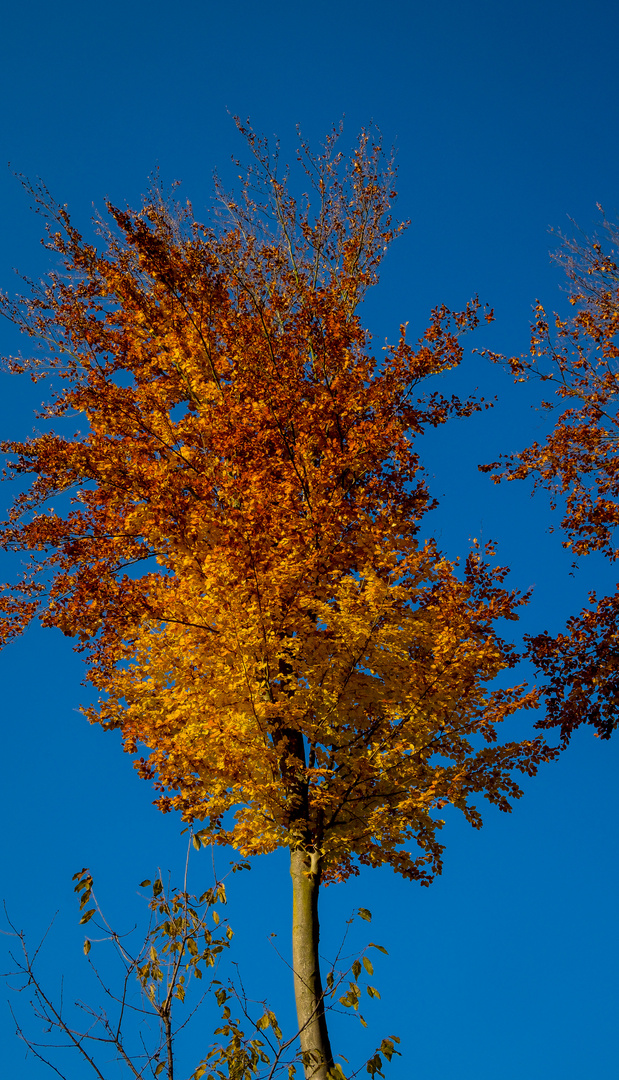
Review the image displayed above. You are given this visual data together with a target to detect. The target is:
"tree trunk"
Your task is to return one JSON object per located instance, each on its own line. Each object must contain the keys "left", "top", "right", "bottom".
{"left": 290, "top": 846, "right": 334, "bottom": 1080}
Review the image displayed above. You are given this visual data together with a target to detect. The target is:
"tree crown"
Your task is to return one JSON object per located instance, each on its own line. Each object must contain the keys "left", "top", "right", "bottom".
{"left": 1, "top": 126, "right": 550, "bottom": 882}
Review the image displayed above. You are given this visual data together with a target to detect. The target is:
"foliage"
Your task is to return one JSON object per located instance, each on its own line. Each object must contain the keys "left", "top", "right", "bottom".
{"left": 0, "top": 125, "right": 552, "bottom": 883}
{"left": 481, "top": 209, "right": 619, "bottom": 741}
{"left": 3, "top": 855, "right": 398, "bottom": 1080}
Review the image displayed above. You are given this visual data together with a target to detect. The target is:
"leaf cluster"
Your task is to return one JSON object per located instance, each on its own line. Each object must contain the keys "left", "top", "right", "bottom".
{"left": 480, "top": 210, "right": 619, "bottom": 741}
{"left": 0, "top": 123, "right": 553, "bottom": 882}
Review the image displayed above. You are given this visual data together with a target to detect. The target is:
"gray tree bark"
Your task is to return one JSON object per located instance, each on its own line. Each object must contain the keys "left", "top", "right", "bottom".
{"left": 290, "top": 846, "right": 334, "bottom": 1080}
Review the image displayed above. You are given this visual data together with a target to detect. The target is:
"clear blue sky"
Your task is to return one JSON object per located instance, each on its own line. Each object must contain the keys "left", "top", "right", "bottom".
{"left": 1, "top": 2, "right": 618, "bottom": 1078}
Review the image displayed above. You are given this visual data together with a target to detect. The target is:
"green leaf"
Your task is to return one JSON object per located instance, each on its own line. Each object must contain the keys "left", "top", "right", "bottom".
{"left": 365, "top": 1052, "right": 384, "bottom": 1077}
{"left": 339, "top": 984, "right": 361, "bottom": 1010}
{"left": 327, "top": 1065, "right": 348, "bottom": 1080}
{"left": 83, "top": 938, "right": 91, "bottom": 956}
{"left": 379, "top": 1038, "right": 400, "bottom": 1062}
{"left": 269, "top": 1012, "right": 282, "bottom": 1040}
{"left": 358, "top": 908, "right": 372, "bottom": 922}
{"left": 362, "top": 956, "right": 374, "bottom": 975}
{"left": 369, "top": 942, "right": 388, "bottom": 954}
{"left": 352, "top": 959, "right": 361, "bottom": 980}
{"left": 79, "top": 908, "right": 95, "bottom": 925}
{"left": 366, "top": 985, "right": 381, "bottom": 999}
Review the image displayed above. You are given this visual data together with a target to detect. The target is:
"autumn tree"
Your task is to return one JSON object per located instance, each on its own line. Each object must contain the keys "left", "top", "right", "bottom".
{"left": 1, "top": 125, "right": 552, "bottom": 1079}
{"left": 481, "top": 210, "right": 619, "bottom": 744}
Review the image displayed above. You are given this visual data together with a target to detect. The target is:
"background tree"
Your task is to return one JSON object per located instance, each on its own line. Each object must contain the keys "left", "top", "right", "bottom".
{"left": 1, "top": 126, "right": 554, "bottom": 1079}
{"left": 482, "top": 211, "right": 619, "bottom": 743}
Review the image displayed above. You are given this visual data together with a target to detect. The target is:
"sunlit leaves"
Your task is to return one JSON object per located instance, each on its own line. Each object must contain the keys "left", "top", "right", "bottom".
{"left": 0, "top": 124, "right": 553, "bottom": 886}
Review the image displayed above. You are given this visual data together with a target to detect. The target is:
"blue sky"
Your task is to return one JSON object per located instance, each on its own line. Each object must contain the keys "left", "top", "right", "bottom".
{"left": 1, "top": 2, "right": 618, "bottom": 1077}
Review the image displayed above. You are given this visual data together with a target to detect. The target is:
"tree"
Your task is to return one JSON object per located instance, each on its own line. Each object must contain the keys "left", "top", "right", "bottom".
{"left": 1, "top": 124, "right": 553, "bottom": 1078}
{"left": 4, "top": 852, "right": 398, "bottom": 1080}
{"left": 481, "top": 210, "right": 619, "bottom": 743}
